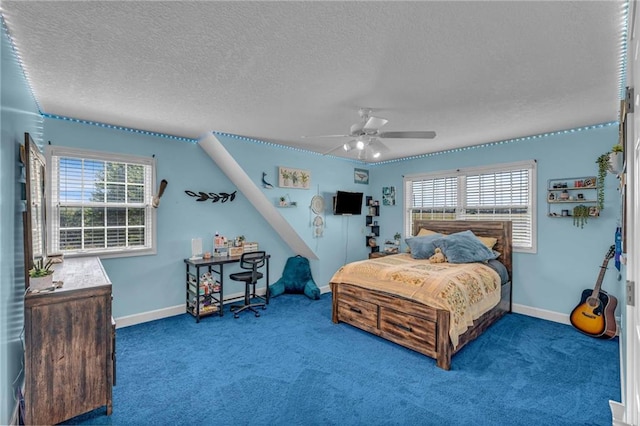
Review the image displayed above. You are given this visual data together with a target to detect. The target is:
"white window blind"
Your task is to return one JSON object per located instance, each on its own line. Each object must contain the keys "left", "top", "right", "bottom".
{"left": 48, "top": 147, "right": 156, "bottom": 257}
{"left": 29, "top": 150, "right": 46, "bottom": 258}
{"left": 404, "top": 160, "right": 536, "bottom": 252}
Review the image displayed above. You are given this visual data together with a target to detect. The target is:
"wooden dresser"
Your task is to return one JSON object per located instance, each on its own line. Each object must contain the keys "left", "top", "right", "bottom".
{"left": 24, "top": 256, "right": 114, "bottom": 425}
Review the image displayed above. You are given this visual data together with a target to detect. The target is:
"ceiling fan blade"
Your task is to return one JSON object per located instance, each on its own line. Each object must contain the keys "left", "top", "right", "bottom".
{"left": 378, "top": 131, "right": 436, "bottom": 139}
{"left": 369, "top": 138, "right": 390, "bottom": 152}
{"left": 302, "top": 134, "right": 350, "bottom": 139}
{"left": 363, "top": 116, "right": 388, "bottom": 132}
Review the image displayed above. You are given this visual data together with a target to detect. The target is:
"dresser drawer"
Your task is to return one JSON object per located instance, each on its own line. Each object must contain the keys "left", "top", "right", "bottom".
{"left": 379, "top": 307, "right": 436, "bottom": 355}
{"left": 337, "top": 294, "right": 378, "bottom": 333}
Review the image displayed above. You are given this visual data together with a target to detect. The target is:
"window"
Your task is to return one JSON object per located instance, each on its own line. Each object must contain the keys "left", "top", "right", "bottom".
{"left": 47, "top": 146, "right": 156, "bottom": 258}
{"left": 404, "top": 160, "right": 536, "bottom": 252}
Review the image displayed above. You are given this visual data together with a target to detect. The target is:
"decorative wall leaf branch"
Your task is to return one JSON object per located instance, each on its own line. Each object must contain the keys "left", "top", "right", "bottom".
{"left": 185, "top": 190, "right": 237, "bottom": 203}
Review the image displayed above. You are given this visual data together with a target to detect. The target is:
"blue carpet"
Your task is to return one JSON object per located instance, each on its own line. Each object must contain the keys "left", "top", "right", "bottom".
{"left": 64, "top": 293, "right": 620, "bottom": 425}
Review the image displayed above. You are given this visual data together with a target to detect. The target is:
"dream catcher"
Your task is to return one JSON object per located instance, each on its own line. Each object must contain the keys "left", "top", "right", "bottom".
{"left": 310, "top": 194, "right": 325, "bottom": 237}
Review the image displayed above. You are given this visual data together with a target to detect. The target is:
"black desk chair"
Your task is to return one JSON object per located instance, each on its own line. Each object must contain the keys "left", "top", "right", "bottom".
{"left": 229, "top": 251, "right": 267, "bottom": 318}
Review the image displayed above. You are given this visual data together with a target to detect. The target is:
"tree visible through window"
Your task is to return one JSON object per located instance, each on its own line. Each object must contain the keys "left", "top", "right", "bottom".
{"left": 49, "top": 147, "right": 156, "bottom": 257}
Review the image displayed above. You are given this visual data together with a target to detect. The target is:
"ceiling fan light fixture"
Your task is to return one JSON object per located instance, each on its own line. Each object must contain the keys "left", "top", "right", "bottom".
{"left": 372, "top": 151, "right": 381, "bottom": 159}
{"left": 356, "top": 139, "right": 365, "bottom": 150}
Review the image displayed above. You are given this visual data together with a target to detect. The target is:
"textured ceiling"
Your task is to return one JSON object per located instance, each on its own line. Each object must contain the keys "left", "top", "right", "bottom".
{"left": 1, "top": 1, "right": 628, "bottom": 163}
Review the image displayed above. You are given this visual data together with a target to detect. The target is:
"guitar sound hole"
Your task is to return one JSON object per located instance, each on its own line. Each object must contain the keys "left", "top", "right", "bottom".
{"left": 586, "top": 297, "right": 600, "bottom": 308}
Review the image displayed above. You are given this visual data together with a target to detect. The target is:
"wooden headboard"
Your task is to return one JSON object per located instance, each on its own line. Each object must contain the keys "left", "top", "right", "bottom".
{"left": 412, "top": 220, "right": 513, "bottom": 281}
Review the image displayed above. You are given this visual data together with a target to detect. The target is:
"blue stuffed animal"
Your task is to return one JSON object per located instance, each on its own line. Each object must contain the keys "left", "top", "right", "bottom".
{"left": 269, "top": 255, "right": 320, "bottom": 300}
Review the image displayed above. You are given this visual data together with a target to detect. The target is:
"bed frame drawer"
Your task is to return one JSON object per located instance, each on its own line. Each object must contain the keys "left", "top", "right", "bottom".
{"left": 379, "top": 307, "right": 437, "bottom": 355}
{"left": 337, "top": 294, "right": 378, "bottom": 333}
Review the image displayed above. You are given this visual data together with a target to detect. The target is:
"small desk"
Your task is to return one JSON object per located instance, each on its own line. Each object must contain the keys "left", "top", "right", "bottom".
{"left": 184, "top": 254, "right": 270, "bottom": 322}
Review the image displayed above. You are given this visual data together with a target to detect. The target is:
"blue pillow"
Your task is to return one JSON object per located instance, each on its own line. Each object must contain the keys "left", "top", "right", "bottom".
{"left": 433, "top": 230, "right": 499, "bottom": 263}
{"left": 405, "top": 233, "right": 443, "bottom": 259}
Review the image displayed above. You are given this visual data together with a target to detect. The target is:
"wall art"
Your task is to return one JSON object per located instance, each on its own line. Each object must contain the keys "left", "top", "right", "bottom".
{"left": 382, "top": 186, "right": 396, "bottom": 206}
{"left": 278, "top": 166, "right": 310, "bottom": 189}
{"left": 354, "top": 168, "right": 369, "bottom": 184}
{"left": 185, "top": 190, "right": 237, "bottom": 203}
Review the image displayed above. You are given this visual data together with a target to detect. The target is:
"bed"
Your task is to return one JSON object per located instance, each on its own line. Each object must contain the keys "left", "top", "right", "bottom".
{"left": 330, "top": 220, "right": 512, "bottom": 370}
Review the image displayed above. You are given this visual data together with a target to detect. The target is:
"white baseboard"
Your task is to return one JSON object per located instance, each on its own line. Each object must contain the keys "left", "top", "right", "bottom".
{"left": 116, "top": 285, "right": 333, "bottom": 328}
{"left": 512, "top": 303, "right": 570, "bottom": 325}
{"left": 609, "top": 400, "right": 631, "bottom": 425}
{"left": 115, "top": 304, "right": 185, "bottom": 328}
{"left": 512, "top": 303, "right": 622, "bottom": 337}
{"left": 119, "top": 289, "right": 564, "bottom": 330}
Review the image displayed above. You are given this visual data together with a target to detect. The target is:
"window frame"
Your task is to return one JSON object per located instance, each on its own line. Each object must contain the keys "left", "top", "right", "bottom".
{"left": 46, "top": 146, "right": 157, "bottom": 259}
{"left": 403, "top": 160, "right": 537, "bottom": 253}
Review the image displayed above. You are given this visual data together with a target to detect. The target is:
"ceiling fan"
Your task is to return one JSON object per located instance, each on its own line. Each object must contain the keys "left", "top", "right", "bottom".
{"left": 304, "top": 108, "right": 436, "bottom": 160}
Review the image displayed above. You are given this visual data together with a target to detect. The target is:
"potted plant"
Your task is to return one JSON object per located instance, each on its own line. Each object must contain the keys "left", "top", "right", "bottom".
{"left": 596, "top": 153, "right": 609, "bottom": 210}
{"left": 279, "top": 196, "right": 288, "bottom": 207}
{"left": 29, "top": 257, "right": 54, "bottom": 290}
{"left": 609, "top": 143, "right": 624, "bottom": 174}
{"left": 394, "top": 232, "right": 401, "bottom": 245}
{"left": 572, "top": 205, "right": 590, "bottom": 229}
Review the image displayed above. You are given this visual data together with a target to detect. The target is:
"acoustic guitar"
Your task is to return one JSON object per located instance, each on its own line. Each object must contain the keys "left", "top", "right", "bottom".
{"left": 569, "top": 245, "right": 618, "bottom": 339}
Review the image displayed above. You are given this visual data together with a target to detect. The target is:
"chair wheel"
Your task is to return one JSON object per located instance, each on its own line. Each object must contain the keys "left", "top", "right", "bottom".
{"left": 255, "top": 312, "right": 260, "bottom": 317}
{"left": 234, "top": 313, "right": 239, "bottom": 319}
{"left": 261, "top": 306, "right": 266, "bottom": 310}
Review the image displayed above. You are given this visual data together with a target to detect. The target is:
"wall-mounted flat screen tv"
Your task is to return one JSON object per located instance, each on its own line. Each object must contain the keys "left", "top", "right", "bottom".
{"left": 333, "top": 191, "right": 364, "bottom": 215}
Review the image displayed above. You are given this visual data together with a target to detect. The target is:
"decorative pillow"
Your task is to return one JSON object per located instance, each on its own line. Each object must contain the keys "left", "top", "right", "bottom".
{"left": 433, "top": 230, "right": 499, "bottom": 264}
{"left": 269, "top": 255, "right": 320, "bottom": 300}
{"left": 477, "top": 236, "right": 498, "bottom": 250}
{"left": 405, "top": 233, "right": 443, "bottom": 259}
{"left": 417, "top": 228, "right": 439, "bottom": 237}
{"left": 417, "top": 228, "right": 496, "bottom": 249}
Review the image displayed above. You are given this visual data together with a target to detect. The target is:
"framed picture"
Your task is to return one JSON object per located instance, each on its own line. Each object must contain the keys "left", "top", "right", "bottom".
{"left": 278, "top": 166, "right": 310, "bottom": 189}
{"left": 382, "top": 186, "right": 396, "bottom": 206}
{"left": 354, "top": 168, "right": 369, "bottom": 184}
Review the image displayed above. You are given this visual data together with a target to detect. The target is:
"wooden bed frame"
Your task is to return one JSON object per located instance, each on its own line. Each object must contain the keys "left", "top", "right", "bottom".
{"left": 330, "top": 220, "right": 512, "bottom": 370}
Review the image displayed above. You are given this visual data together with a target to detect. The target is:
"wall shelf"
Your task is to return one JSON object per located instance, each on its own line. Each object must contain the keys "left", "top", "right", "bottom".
{"left": 547, "top": 176, "right": 599, "bottom": 219}
{"left": 365, "top": 196, "right": 380, "bottom": 255}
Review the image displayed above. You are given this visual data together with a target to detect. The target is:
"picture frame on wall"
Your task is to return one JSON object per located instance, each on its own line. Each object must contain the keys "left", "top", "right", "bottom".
{"left": 382, "top": 186, "right": 396, "bottom": 206}
{"left": 278, "top": 166, "right": 311, "bottom": 189}
{"left": 354, "top": 168, "right": 369, "bottom": 184}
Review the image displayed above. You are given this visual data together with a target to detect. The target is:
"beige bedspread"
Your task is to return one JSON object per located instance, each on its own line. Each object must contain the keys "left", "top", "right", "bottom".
{"left": 330, "top": 253, "right": 501, "bottom": 347}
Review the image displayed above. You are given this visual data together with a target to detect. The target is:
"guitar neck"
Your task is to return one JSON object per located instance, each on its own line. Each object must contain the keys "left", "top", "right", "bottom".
{"left": 591, "top": 261, "right": 609, "bottom": 297}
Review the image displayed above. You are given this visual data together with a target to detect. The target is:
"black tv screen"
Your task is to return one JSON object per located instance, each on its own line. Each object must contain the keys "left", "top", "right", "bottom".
{"left": 333, "top": 191, "right": 363, "bottom": 215}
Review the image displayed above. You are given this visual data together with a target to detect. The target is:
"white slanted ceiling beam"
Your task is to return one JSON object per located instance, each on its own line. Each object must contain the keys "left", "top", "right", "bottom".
{"left": 198, "top": 132, "right": 318, "bottom": 260}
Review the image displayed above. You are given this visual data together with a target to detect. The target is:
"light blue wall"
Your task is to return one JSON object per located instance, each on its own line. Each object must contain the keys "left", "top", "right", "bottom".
{"left": 0, "top": 25, "right": 42, "bottom": 425}
{"left": 43, "top": 120, "right": 372, "bottom": 319}
{"left": 43, "top": 119, "right": 624, "bottom": 323}
{"left": 370, "top": 125, "right": 624, "bottom": 316}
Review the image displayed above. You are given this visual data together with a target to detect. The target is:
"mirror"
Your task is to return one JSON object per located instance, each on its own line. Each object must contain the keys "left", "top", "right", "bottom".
{"left": 22, "top": 132, "right": 46, "bottom": 288}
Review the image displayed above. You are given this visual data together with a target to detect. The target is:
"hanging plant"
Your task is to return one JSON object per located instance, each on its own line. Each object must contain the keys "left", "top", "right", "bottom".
{"left": 573, "top": 204, "right": 590, "bottom": 229}
{"left": 595, "top": 153, "right": 609, "bottom": 210}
